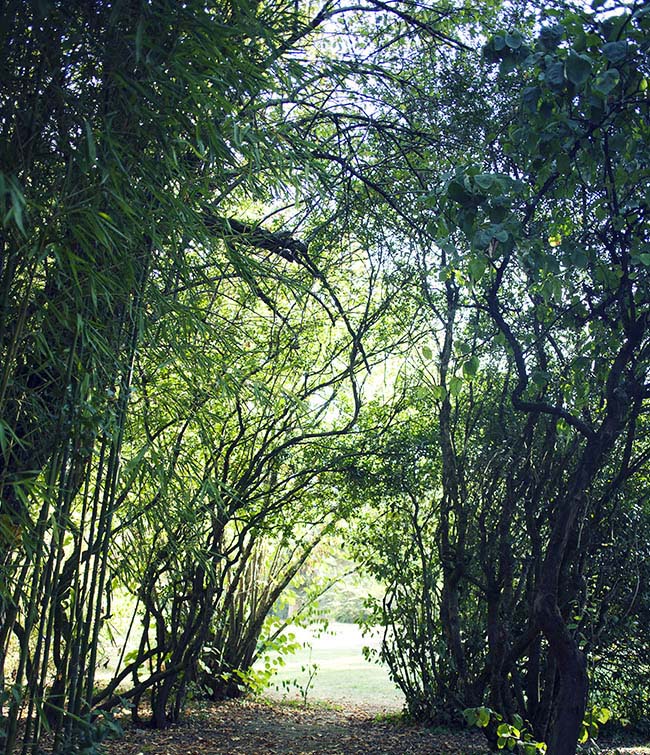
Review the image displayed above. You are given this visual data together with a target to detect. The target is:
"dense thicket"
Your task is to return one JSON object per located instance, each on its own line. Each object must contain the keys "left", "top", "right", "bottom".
{"left": 0, "top": 0, "right": 385, "bottom": 749}
{"left": 1, "top": 1, "right": 649, "bottom": 754}
{"left": 342, "top": 4, "right": 650, "bottom": 754}
{"left": 0, "top": 0, "right": 462, "bottom": 751}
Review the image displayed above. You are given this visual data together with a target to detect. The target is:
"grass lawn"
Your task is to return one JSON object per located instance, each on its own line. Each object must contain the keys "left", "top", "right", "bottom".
{"left": 259, "top": 622, "right": 405, "bottom": 710}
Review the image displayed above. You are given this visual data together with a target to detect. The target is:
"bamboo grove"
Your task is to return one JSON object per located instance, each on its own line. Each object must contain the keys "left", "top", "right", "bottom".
{"left": 1, "top": 1, "right": 650, "bottom": 754}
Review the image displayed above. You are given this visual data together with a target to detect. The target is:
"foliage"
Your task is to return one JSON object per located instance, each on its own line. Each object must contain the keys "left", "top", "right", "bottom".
{"left": 464, "top": 705, "right": 613, "bottom": 753}
{"left": 464, "top": 707, "right": 547, "bottom": 754}
{"left": 1, "top": 0, "right": 650, "bottom": 753}
{"left": 423, "top": 3, "right": 649, "bottom": 753}
{"left": 0, "top": 0, "right": 383, "bottom": 747}
{"left": 336, "top": 8, "right": 650, "bottom": 755}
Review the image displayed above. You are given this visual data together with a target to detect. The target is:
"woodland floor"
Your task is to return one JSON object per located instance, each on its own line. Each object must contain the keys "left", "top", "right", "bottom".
{"left": 100, "top": 698, "right": 650, "bottom": 755}
{"left": 102, "top": 698, "right": 491, "bottom": 755}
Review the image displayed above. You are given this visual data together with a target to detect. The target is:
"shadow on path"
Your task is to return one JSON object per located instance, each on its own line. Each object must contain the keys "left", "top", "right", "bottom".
{"left": 103, "top": 698, "right": 490, "bottom": 755}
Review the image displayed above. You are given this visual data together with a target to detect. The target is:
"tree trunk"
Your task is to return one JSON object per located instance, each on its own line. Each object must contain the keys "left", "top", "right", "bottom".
{"left": 534, "top": 591, "right": 588, "bottom": 755}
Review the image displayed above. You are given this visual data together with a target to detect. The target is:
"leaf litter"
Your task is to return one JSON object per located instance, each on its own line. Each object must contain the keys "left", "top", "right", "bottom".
{"left": 101, "top": 698, "right": 492, "bottom": 755}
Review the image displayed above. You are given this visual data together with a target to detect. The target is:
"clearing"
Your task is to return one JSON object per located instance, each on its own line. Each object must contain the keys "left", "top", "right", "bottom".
{"left": 260, "top": 622, "right": 403, "bottom": 708}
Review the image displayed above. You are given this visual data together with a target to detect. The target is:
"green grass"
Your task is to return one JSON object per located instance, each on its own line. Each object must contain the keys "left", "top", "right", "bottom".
{"left": 259, "top": 622, "right": 405, "bottom": 710}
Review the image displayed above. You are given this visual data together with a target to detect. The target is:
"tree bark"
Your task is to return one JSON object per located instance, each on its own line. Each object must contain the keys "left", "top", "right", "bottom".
{"left": 534, "top": 591, "right": 588, "bottom": 755}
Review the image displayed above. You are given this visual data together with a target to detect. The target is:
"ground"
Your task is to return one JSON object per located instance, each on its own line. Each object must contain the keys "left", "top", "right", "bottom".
{"left": 101, "top": 698, "right": 650, "bottom": 755}
{"left": 102, "top": 698, "right": 492, "bottom": 755}
{"left": 95, "top": 618, "right": 650, "bottom": 755}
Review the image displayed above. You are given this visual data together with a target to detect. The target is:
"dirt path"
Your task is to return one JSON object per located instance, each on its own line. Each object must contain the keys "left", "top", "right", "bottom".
{"left": 101, "top": 698, "right": 650, "bottom": 755}
{"left": 102, "top": 698, "right": 491, "bottom": 755}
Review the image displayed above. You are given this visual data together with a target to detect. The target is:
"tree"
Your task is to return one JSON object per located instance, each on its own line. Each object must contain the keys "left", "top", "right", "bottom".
{"left": 2, "top": 0, "right": 446, "bottom": 745}
{"left": 4, "top": 1, "right": 648, "bottom": 753}
{"left": 429, "top": 4, "right": 650, "bottom": 751}
{"left": 92, "top": 234, "right": 387, "bottom": 725}
{"left": 331, "top": 7, "right": 650, "bottom": 748}
{"left": 0, "top": 0, "right": 356, "bottom": 749}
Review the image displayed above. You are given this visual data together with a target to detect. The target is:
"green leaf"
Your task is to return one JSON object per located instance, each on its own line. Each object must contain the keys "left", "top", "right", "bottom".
{"left": 0, "top": 421, "right": 8, "bottom": 457}
{"left": 489, "top": 204, "right": 508, "bottom": 223}
{"left": 477, "top": 707, "right": 491, "bottom": 727}
{"left": 532, "top": 370, "right": 551, "bottom": 387}
{"left": 448, "top": 376, "right": 463, "bottom": 397}
{"left": 578, "top": 725, "right": 589, "bottom": 744}
{"left": 84, "top": 120, "right": 96, "bottom": 163}
{"left": 573, "top": 30, "right": 587, "bottom": 52}
{"left": 499, "top": 54, "right": 518, "bottom": 75}
{"left": 593, "top": 69, "right": 620, "bottom": 95}
{"left": 473, "top": 229, "right": 493, "bottom": 249}
{"left": 565, "top": 52, "right": 592, "bottom": 86}
{"left": 573, "top": 356, "right": 591, "bottom": 371}
{"left": 464, "top": 708, "right": 478, "bottom": 727}
{"left": 438, "top": 266, "right": 452, "bottom": 282}
{"left": 468, "top": 256, "right": 488, "bottom": 282}
{"left": 421, "top": 345, "right": 433, "bottom": 361}
{"left": 474, "top": 173, "right": 495, "bottom": 191}
{"left": 463, "top": 355, "right": 479, "bottom": 378}
{"left": 595, "top": 707, "right": 611, "bottom": 724}
{"left": 545, "top": 62, "right": 565, "bottom": 89}
{"left": 522, "top": 86, "right": 541, "bottom": 111}
{"left": 608, "top": 132, "right": 626, "bottom": 152}
{"left": 505, "top": 32, "right": 523, "bottom": 50}
{"left": 602, "top": 41, "right": 627, "bottom": 64}
{"left": 539, "top": 24, "right": 564, "bottom": 50}
{"left": 447, "top": 178, "right": 474, "bottom": 206}
{"left": 135, "top": 17, "right": 144, "bottom": 62}
{"left": 432, "top": 384, "right": 447, "bottom": 401}
{"left": 5, "top": 176, "right": 26, "bottom": 234}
